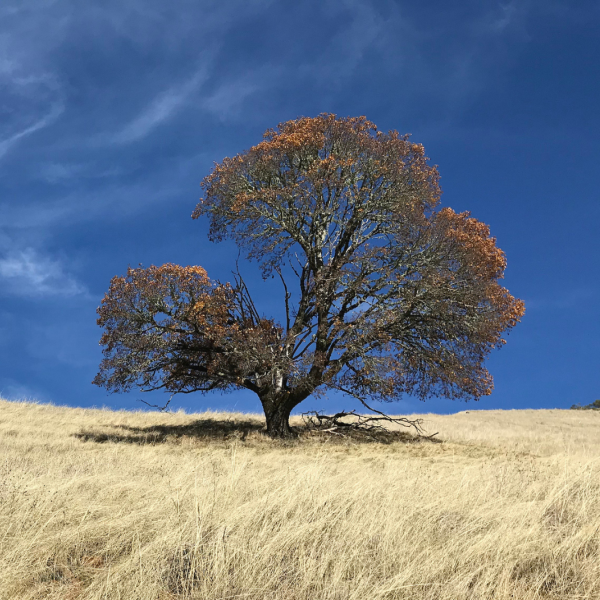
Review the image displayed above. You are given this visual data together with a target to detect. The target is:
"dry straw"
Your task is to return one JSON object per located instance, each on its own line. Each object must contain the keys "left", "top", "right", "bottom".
{"left": 1, "top": 398, "right": 599, "bottom": 599}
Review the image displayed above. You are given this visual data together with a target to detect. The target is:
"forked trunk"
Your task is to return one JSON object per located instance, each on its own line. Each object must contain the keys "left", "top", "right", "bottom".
{"left": 261, "top": 393, "right": 296, "bottom": 438}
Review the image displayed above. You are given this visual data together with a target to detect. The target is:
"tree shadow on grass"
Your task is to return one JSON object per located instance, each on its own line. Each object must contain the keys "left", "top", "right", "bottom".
{"left": 73, "top": 418, "right": 441, "bottom": 446}
{"left": 73, "top": 418, "right": 265, "bottom": 445}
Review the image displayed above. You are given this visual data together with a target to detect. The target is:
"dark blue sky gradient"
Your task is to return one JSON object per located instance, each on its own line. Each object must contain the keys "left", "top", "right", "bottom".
{"left": 0, "top": 0, "right": 598, "bottom": 415}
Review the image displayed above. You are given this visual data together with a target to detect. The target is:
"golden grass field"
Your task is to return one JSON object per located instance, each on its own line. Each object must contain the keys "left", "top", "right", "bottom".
{"left": 1, "top": 398, "right": 600, "bottom": 599}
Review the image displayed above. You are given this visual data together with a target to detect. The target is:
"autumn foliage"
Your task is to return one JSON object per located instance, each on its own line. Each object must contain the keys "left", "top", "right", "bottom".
{"left": 95, "top": 114, "right": 525, "bottom": 437}
{"left": 94, "top": 264, "right": 286, "bottom": 396}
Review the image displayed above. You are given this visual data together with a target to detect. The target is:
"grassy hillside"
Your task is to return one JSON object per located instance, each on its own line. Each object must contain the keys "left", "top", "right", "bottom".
{"left": 1, "top": 399, "right": 599, "bottom": 599}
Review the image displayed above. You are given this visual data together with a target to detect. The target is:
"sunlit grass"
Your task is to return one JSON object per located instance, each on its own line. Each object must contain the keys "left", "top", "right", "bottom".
{"left": 1, "top": 398, "right": 599, "bottom": 599}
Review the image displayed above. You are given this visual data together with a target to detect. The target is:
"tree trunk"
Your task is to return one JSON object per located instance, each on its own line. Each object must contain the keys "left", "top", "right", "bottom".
{"left": 261, "top": 393, "right": 296, "bottom": 438}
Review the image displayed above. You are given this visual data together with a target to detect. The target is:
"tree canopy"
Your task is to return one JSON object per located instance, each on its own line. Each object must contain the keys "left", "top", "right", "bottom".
{"left": 94, "top": 114, "right": 525, "bottom": 437}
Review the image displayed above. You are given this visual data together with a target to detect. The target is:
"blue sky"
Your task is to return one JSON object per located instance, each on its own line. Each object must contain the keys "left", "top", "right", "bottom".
{"left": 0, "top": 0, "right": 598, "bottom": 416}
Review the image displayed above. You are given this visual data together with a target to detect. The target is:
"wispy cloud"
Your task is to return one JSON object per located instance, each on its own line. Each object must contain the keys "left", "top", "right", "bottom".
{"left": 37, "top": 162, "right": 87, "bottom": 183}
{"left": 298, "top": 0, "right": 501, "bottom": 120}
{"left": 110, "top": 68, "right": 209, "bottom": 144}
{"left": 0, "top": 4, "right": 67, "bottom": 161}
{"left": 523, "top": 288, "right": 595, "bottom": 310}
{"left": 0, "top": 248, "right": 86, "bottom": 297}
{"left": 473, "top": 1, "right": 529, "bottom": 38}
{"left": 0, "top": 102, "right": 64, "bottom": 159}
{"left": 0, "top": 145, "right": 207, "bottom": 235}
{"left": 0, "top": 57, "right": 17, "bottom": 75}
{"left": 299, "top": 0, "right": 390, "bottom": 86}
{"left": 201, "top": 73, "right": 263, "bottom": 120}
{"left": 38, "top": 161, "right": 125, "bottom": 184}
{"left": 492, "top": 3, "right": 518, "bottom": 31}
{"left": 0, "top": 379, "right": 50, "bottom": 402}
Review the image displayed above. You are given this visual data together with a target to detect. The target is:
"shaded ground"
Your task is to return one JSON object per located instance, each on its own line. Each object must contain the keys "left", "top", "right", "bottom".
{"left": 73, "top": 416, "right": 438, "bottom": 446}
{"left": 74, "top": 417, "right": 265, "bottom": 445}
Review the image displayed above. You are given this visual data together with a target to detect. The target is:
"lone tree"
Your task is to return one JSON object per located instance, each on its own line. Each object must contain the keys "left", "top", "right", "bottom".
{"left": 94, "top": 114, "right": 525, "bottom": 438}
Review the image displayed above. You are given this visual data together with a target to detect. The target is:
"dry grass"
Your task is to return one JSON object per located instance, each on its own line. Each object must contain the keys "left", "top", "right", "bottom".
{"left": 1, "top": 399, "right": 600, "bottom": 599}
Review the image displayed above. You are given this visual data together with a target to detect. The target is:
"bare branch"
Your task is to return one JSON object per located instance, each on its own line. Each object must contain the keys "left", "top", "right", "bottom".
{"left": 138, "top": 393, "right": 176, "bottom": 412}
{"left": 275, "top": 265, "right": 291, "bottom": 334}
{"left": 301, "top": 409, "right": 438, "bottom": 441}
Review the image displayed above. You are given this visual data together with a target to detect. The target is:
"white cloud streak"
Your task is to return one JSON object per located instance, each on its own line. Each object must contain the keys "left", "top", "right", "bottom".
{"left": 0, "top": 2, "right": 68, "bottom": 161}
{"left": 0, "top": 102, "right": 64, "bottom": 159}
{"left": 111, "top": 68, "right": 209, "bottom": 144}
{"left": 0, "top": 248, "right": 86, "bottom": 297}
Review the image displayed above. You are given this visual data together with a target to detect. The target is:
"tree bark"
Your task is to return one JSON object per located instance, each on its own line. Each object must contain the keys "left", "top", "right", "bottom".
{"left": 261, "top": 393, "right": 297, "bottom": 438}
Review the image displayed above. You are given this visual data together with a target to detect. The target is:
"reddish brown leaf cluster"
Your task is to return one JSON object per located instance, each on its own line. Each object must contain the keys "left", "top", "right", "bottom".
{"left": 94, "top": 264, "right": 288, "bottom": 397}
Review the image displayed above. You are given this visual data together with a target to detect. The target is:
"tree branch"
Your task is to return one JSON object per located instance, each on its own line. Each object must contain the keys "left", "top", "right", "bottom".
{"left": 275, "top": 265, "right": 291, "bottom": 334}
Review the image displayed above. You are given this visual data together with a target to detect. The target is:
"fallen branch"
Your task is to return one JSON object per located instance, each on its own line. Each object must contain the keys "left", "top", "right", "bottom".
{"left": 301, "top": 409, "right": 439, "bottom": 441}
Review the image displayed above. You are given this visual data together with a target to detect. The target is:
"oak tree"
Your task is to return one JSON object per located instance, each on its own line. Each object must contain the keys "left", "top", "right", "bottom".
{"left": 94, "top": 114, "right": 525, "bottom": 438}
